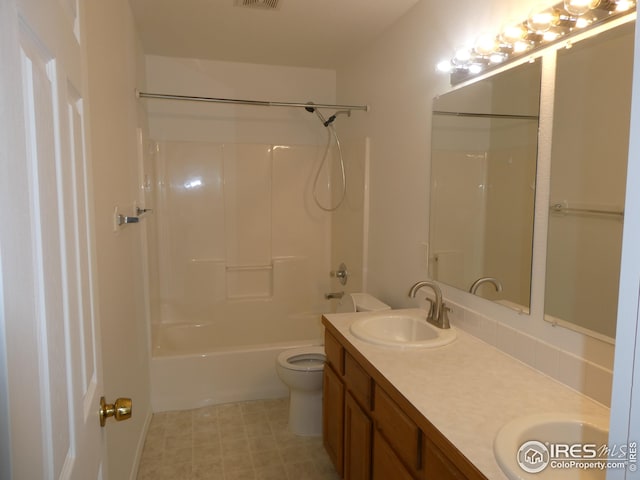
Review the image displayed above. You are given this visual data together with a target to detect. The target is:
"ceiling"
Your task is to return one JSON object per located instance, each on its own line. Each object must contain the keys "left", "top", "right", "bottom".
{"left": 129, "top": 0, "right": 421, "bottom": 69}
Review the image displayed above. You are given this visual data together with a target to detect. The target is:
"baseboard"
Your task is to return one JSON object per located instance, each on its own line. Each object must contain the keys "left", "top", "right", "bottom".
{"left": 129, "top": 409, "right": 153, "bottom": 480}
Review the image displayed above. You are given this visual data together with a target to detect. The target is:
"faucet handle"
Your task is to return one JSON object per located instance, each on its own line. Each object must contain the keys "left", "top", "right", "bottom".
{"left": 330, "top": 262, "right": 349, "bottom": 286}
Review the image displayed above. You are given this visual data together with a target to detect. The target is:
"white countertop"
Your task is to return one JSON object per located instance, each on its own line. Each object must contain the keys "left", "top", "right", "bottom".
{"left": 323, "top": 308, "right": 610, "bottom": 480}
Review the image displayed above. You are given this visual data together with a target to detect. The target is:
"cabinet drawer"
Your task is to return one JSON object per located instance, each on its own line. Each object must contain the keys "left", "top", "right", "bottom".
{"left": 374, "top": 384, "right": 421, "bottom": 473}
{"left": 344, "top": 352, "right": 372, "bottom": 410}
{"left": 325, "top": 330, "right": 344, "bottom": 374}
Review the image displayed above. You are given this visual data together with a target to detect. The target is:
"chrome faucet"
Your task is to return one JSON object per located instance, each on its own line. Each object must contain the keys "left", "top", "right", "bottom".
{"left": 325, "top": 291, "right": 345, "bottom": 300}
{"left": 408, "top": 280, "right": 450, "bottom": 329}
{"left": 469, "top": 277, "right": 503, "bottom": 295}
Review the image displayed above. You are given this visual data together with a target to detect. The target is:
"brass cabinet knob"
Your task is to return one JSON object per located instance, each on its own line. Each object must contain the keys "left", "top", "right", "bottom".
{"left": 99, "top": 396, "right": 132, "bottom": 427}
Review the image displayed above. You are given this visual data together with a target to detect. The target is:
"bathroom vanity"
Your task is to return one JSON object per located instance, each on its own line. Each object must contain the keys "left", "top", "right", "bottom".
{"left": 321, "top": 311, "right": 610, "bottom": 480}
{"left": 323, "top": 321, "right": 485, "bottom": 479}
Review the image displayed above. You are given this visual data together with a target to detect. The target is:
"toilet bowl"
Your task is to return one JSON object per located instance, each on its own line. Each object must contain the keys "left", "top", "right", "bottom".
{"left": 276, "top": 346, "right": 326, "bottom": 436}
{"left": 276, "top": 293, "right": 391, "bottom": 436}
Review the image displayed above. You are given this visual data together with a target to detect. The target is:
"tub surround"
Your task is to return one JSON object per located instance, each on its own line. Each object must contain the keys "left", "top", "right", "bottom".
{"left": 322, "top": 310, "right": 610, "bottom": 480}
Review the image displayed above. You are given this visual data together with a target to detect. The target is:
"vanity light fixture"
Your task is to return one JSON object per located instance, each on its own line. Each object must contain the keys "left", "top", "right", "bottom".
{"left": 438, "top": 0, "right": 636, "bottom": 84}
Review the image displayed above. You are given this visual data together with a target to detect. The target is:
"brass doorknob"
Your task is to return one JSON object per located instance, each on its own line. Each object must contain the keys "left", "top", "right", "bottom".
{"left": 99, "top": 396, "right": 132, "bottom": 427}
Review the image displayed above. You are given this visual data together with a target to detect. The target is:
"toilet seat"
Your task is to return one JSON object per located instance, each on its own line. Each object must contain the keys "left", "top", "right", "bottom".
{"left": 277, "top": 346, "right": 325, "bottom": 372}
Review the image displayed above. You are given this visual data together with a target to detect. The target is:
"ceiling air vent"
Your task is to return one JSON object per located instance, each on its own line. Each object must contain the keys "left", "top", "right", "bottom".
{"left": 235, "top": 0, "right": 280, "bottom": 10}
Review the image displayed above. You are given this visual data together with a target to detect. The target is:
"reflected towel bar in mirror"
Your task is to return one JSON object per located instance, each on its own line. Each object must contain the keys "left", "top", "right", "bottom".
{"left": 550, "top": 203, "right": 624, "bottom": 218}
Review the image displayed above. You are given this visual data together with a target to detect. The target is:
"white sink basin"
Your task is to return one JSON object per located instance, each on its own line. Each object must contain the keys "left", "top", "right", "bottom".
{"left": 349, "top": 309, "right": 456, "bottom": 348}
{"left": 494, "top": 413, "right": 610, "bottom": 479}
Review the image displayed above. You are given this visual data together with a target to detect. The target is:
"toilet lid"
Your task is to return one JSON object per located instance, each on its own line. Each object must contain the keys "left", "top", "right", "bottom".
{"left": 277, "top": 346, "right": 326, "bottom": 372}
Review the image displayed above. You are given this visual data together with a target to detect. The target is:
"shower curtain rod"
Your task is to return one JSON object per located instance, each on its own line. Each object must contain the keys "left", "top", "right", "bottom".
{"left": 136, "top": 90, "right": 369, "bottom": 112}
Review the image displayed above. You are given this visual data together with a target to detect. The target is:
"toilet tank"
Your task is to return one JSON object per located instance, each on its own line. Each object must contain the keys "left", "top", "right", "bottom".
{"left": 335, "top": 293, "right": 390, "bottom": 313}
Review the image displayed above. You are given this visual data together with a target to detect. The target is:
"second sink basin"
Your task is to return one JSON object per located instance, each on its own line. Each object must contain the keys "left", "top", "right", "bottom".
{"left": 349, "top": 308, "right": 456, "bottom": 348}
{"left": 494, "top": 412, "right": 609, "bottom": 479}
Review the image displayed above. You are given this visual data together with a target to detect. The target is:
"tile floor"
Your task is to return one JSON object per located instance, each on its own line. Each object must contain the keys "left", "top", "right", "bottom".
{"left": 137, "top": 398, "right": 341, "bottom": 480}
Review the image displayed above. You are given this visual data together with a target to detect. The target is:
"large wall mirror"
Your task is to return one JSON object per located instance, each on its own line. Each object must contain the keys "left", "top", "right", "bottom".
{"left": 429, "top": 60, "right": 541, "bottom": 311}
{"left": 544, "top": 21, "right": 634, "bottom": 341}
{"left": 429, "top": 14, "right": 635, "bottom": 341}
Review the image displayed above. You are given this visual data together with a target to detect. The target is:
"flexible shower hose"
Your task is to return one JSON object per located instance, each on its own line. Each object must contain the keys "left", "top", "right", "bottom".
{"left": 312, "top": 110, "right": 346, "bottom": 212}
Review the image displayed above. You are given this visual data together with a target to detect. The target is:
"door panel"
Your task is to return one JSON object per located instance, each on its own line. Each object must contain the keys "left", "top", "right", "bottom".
{"left": 1, "top": 0, "right": 104, "bottom": 477}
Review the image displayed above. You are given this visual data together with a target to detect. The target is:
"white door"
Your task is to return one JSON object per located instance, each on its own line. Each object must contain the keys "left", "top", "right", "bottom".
{"left": 0, "top": 0, "right": 106, "bottom": 478}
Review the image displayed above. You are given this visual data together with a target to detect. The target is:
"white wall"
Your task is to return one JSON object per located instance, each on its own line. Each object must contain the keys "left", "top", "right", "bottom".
{"left": 337, "top": 0, "right": 618, "bottom": 406}
{"left": 145, "top": 55, "right": 336, "bottom": 146}
{"left": 84, "top": 1, "right": 152, "bottom": 478}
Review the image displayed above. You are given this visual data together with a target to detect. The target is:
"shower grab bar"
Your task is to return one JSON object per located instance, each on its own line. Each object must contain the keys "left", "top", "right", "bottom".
{"left": 226, "top": 264, "right": 273, "bottom": 271}
{"left": 433, "top": 110, "right": 539, "bottom": 120}
{"left": 550, "top": 203, "right": 624, "bottom": 218}
{"left": 136, "top": 90, "right": 369, "bottom": 112}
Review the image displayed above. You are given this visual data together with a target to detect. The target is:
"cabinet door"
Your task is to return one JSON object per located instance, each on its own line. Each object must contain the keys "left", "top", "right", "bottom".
{"left": 345, "top": 392, "right": 372, "bottom": 480}
{"left": 323, "top": 364, "right": 344, "bottom": 475}
{"left": 374, "top": 384, "right": 422, "bottom": 475}
{"left": 372, "top": 429, "right": 415, "bottom": 480}
{"left": 424, "top": 437, "right": 467, "bottom": 480}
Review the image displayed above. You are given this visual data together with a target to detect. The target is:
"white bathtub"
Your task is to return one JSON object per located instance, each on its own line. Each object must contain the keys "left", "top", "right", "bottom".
{"left": 150, "top": 312, "right": 325, "bottom": 412}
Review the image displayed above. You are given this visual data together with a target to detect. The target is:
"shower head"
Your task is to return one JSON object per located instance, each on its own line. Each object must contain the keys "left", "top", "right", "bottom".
{"left": 306, "top": 102, "right": 351, "bottom": 128}
{"left": 323, "top": 110, "right": 351, "bottom": 127}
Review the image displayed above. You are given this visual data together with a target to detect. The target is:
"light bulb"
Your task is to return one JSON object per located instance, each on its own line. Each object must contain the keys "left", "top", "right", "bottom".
{"left": 615, "top": 0, "right": 634, "bottom": 11}
{"left": 468, "top": 64, "right": 483, "bottom": 75}
{"left": 513, "top": 40, "right": 532, "bottom": 53}
{"left": 563, "top": 0, "right": 600, "bottom": 15}
{"left": 527, "top": 8, "right": 560, "bottom": 33}
{"left": 543, "top": 31, "right": 560, "bottom": 41}
{"left": 489, "top": 53, "right": 506, "bottom": 64}
{"left": 436, "top": 60, "right": 453, "bottom": 73}
{"left": 454, "top": 47, "right": 472, "bottom": 63}
{"left": 474, "top": 34, "right": 498, "bottom": 56}
{"left": 500, "top": 24, "right": 527, "bottom": 43}
{"left": 574, "top": 17, "right": 592, "bottom": 28}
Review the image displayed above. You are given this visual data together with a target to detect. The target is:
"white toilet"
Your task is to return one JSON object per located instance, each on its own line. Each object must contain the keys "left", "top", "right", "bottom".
{"left": 276, "top": 293, "right": 390, "bottom": 436}
{"left": 276, "top": 346, "right": 326, "bottom": 436}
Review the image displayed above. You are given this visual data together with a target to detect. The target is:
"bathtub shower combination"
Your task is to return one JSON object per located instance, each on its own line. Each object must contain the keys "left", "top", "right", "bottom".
{"left": 147, "top": 140, "right": 331, "bottom": 412}
{"left": 142, "top": 90, "right": 370, "bottom": 415}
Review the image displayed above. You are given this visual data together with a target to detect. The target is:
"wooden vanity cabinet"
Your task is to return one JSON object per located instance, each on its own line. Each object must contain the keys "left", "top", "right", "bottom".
{"left": 323, "top": 331, "right": 345, "bottom": 475}
{"left": 322, "top": 325, "right": 488, "bottom": 480}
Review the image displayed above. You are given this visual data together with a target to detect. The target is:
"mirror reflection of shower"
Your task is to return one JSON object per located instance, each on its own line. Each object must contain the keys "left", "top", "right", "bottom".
{"left": 306, "top": 102, "right": 351, "bottom": 212}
